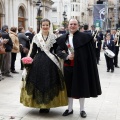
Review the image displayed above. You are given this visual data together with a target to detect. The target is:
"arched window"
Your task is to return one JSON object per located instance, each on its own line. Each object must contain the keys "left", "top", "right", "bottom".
{"left": 18, "top": 6, "right": 25, "bottom": 28}
{"left": 18, "top": 6, "right": 25, "bottom": 17}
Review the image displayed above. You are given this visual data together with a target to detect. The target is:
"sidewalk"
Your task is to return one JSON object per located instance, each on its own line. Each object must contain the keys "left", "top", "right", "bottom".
{"left": 0, "top": 52, "right": 120, "bottom": 120}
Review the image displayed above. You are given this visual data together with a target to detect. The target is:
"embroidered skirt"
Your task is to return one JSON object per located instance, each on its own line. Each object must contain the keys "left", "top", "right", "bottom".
{"left": 20, "top": 52, "right": 68, "bottom": 108}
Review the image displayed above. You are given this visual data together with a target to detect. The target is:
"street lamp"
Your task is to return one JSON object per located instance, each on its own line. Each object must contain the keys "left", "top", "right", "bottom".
{"left": 62, "top": 11, "right": 67, "bottom": 29}
{"left": 36, "top": 0, "right": 42, "bottom": 33}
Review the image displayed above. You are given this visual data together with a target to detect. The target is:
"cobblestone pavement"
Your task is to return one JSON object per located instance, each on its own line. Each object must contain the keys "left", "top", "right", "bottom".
{"left": 0, "top": 51, "right": 120, "bottom": 120}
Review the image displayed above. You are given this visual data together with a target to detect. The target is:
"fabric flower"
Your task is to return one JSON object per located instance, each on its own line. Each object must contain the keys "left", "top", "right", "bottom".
{"left": 22, "top": 57, "right": 33, "bottom": 71}
{"left": 22, "top": 57, "right": 33, "bottom": 64}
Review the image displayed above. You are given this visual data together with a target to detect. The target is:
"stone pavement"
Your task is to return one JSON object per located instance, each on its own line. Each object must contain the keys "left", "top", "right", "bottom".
{"left": 0, "top": 52, "right": 120, "bottom": 120}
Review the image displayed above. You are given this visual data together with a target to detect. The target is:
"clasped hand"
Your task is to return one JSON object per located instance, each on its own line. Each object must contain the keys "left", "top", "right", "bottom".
{"left": 67, "top": 53, "right": 74, "bottom": 60}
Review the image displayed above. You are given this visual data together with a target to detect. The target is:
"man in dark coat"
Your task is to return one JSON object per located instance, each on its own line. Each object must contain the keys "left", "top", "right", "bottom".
{"left": 25, "top": 26, "right": 35, "bottom": 44}
{"left": 56, "top": 19, "right": 102, "bottom": 118}
{"left": 90, "top": 25, "right": 103, "bottom": 64}
{"left": 1, "top": 25, "right": 13, "bottom": 77}
{"left": 83, "top": 24, "right": 92, "bottom": 35}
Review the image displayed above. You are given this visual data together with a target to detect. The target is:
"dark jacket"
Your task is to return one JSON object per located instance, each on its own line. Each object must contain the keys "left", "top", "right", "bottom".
{"left": 84, "top": 30, "right": 92, "bottom": 35}
{"left": 110, "top": 34, "right": 115, "bottom": 41}
{"left": 1, "top": 31, "right": 13, "bottom": 52}
{"left": 18, "top": 33, "right": 30, "bottom": 49}
{"left": 25, "top": 31, "right": 34, "bottom": 43}
{"left": 56, "top": 30, "right": 102, "bottom": 98}
{"left": 103, "top": 40, "right": 115, "bottom": 53}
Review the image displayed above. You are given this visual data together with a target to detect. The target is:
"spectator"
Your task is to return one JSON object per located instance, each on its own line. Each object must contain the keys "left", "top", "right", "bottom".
{"left": 25, "top": 26, "right": 35, "bottom": 44}
{"left": 1, "top": 25, "right": 13, "bottom": 77}
{"left": 79, "top": 25, "right": 84, "bottom": 32}
{"left": 83, "top": 24, "right": 91, "bottom": 35}
{"left": 0, "top": 33, "right": 4, "bottom": 80}
{"left": 9, "top": 27, "right": 20, "bottom": 73}
{"left": 18, "top": 27, "right": 30, "bottom": 70}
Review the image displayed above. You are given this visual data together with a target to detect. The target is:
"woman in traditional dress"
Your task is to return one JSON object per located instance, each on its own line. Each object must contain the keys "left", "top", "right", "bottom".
{"left": 20, "top": 18, "right": 67, "bottom": 113}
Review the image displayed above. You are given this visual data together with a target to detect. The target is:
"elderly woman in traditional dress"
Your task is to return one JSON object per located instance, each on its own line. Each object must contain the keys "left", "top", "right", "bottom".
{"left": 20, "top": 18, "right": 67, "bottom": 113}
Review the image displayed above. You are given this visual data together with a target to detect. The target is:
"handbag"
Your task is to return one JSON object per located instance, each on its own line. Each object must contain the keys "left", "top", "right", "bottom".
{"left": 19, "top": 44, "right": 23, "bottom": 52}
{"left": 23, "top": 47, "right": 29, "bottom": 54}
{"left": 0, "top": 44, "right": 6, "bottom": 54}
{"left": 19, "top": 44, "right": 29, "bottom": 54}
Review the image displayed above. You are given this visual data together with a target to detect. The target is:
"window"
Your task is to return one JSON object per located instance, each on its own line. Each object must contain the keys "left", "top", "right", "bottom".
{"left": 52, "top": 8, "right": 57, "bottom": 12}
{"left": 64, "top": 5, "right": 67, "bottom": 12}
{"left": 76, "top": 5, "right": 78, "bottom": 11}
{"left": 73, "top": 5, "right": 75, "bottom": 11}
{"left": 52, "top": 17, "right": 57, "bottom": 23}
{"left": 71, "top": 4, "right": 73, "bottom": 11}
{"left": 18, "top": 6, "right": 24, "bottom": 17}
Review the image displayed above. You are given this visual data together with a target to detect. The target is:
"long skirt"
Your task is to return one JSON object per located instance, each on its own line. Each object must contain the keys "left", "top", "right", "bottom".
{"left": 20, "top": 52, "right": 68, "bottom": 108}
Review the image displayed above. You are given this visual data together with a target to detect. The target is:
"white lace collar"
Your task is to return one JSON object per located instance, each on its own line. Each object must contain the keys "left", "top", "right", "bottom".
{"left": 33, "top": 32, "right": 57, "bottom": 51}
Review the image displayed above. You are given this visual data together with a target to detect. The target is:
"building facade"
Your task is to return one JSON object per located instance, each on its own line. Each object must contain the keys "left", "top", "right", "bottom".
{"left": 70, "top": 0, "right": 88, "bottom": 25}
{"left": 52, "top": 0, "right": 89, "bottom": 28}
{"left": 87, "top": 0, "right": 120, "bottom": 29}
{"left": 51, "top": 0, "right": 64, "bottom": 27}
{"left": 0, "top": 0, "right": 54, "bottom": 32}
{"left": 107, "top": 0, "right": 120, "bottom": 29}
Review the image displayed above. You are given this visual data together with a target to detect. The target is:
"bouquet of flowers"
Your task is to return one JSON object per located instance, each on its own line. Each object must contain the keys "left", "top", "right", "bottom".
{"left": 67, "top": 44, "right": 74, "bottom": 54}
{"left": 21, "top": 57, "right": 33, "bottom": 71}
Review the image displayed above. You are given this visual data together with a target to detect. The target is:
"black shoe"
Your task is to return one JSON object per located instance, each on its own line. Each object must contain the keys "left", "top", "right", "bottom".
{"left": 21, "top": 68, "right": 23, "bottom": 70}
{"left": 107, "top": 69, "right": 109, "bottom": 72}
{"left": 4, "top": 74, "right": 13, "bottom": 77}
{"left": 11, "top": 70, "right": 19, "bottom": 74}
{"left": 39, "top": 109, "right": 50, "bottom": 113}
{"left": 80, "top": 111, "right": 87, "bottom": 118}
{"left": 0, "top": 76, "right": 4, "bottom": 80}
{"left": 115, "top": 65, "right": 119, "bottom": 68}
{"left": 111, "top": 70, "right": 114, "bottom": 73}
{"left": 62, "top": 109, "right": 73, "bottom": 116}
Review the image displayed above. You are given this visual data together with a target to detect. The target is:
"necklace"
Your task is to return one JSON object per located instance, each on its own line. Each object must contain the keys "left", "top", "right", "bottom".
{"left": 42, "top": 33, "right": 49, "bottom": 42}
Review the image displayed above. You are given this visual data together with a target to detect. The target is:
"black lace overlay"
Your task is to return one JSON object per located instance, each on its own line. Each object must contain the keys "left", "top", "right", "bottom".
{"left": 25, "top": 43, "right": 65, "bottom": 104}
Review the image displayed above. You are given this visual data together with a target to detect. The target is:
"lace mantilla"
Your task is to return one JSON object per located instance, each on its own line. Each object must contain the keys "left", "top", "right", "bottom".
{"left": 33, "top": 33, "right": 57, "bottom": 51}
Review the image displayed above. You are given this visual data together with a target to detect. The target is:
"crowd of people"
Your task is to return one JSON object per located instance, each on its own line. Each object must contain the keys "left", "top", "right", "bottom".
{"left": 0, "top": 25, "right": 35, "bottom": 80}
{"left": 82, "top": 24, "right": 120, "bottom": 73}
{"left": 0, "top": 18, "right": 120, "bottom": 118}
{"left": 74, "top": 23, "right": 120, "bottom": 72}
